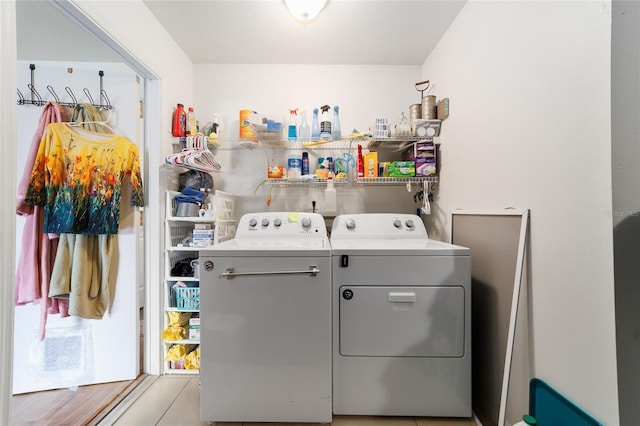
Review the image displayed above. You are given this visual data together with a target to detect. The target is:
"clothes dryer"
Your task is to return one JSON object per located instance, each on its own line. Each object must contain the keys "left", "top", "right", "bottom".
{"left": 331, "top": 213, "right": 471, "bottom": 417}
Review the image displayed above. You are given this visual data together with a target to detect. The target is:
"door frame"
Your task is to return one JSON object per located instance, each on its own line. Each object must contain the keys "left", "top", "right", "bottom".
{"left": 1, "top": 0, "right": 163, "bottom": 423}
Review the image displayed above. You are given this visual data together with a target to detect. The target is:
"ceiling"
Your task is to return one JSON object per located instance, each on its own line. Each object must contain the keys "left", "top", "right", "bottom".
{"left": 17, "top": 0, "right": 465, "bottom": 66}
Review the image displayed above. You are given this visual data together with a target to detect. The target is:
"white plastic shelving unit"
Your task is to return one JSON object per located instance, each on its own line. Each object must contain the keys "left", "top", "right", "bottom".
{"left": 162, "top": 189, "right": 236, "bottom": 374}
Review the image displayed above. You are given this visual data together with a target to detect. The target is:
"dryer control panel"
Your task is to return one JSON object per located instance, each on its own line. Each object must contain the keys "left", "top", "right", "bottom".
{"left": 236, "top": 212, "right": 328, "bottom": 238}
{"left": 331, "top": 213, "right": 428, "bottom": 240}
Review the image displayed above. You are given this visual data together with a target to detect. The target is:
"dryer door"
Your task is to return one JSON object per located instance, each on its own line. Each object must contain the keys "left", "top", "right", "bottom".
{"left": 339, "top": 286, "right": 465, "bottom": 357}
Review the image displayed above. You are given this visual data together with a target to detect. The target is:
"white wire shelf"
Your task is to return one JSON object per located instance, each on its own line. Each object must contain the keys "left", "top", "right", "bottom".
{"left": 265, "top": 177, "right": 349, "bottom": 187}
{"left": 188, "top": 134, "right": 439, "bottom": 151}
{"left": 355, "top": 176, "right": 439, "bottom": 185}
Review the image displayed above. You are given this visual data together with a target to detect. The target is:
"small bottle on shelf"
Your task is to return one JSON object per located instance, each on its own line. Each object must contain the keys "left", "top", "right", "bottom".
{"left": 298, "top": 111, "right": 310, "bottom": 141}
{"left": 287, "top": 108, "right": 298, "bottom": 141}
{"left": 357, "top": 144, "right": 365, "bottom": 178}
{"left": 186, "top": 107, "right": 198, "bottom": 136}
{"left": 320, "top": 105, "right": 331, "bottom": 139}
{"left": 324, "top": 175, "right": 337, "bottom": 213}
{"left": 301, "top": 152, "right": 310, "bottom": 175}
{"left": 311, "top": 108, "right": 321, "bottom": 139}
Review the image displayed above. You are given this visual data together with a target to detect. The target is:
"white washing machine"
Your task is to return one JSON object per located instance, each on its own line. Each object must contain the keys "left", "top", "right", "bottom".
{"left": 331, "top": 213, "right": 471, "bottom": 417}
{"left": 198, "top": 212, "right": 332, "bottom": 423}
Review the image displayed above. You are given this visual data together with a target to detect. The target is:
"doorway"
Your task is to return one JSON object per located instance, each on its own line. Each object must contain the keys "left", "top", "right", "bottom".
{"left": 8, "top": 0, "right": 157, "bottom": 423}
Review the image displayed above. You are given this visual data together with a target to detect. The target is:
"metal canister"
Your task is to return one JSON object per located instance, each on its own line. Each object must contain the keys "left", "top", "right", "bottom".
{"left": 410, "top": 104, "right": 422, "bottom": 122}
{"left": 421, "top": 95, "right": 437, "bottom": 120}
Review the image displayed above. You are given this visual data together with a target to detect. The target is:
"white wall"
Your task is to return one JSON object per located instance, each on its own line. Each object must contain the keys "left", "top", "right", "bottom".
{"left": 422, "top": 1, "right": 617, "bottom": 425}
{"left": 194, "top": 64, "right": 425, "bottom": 215}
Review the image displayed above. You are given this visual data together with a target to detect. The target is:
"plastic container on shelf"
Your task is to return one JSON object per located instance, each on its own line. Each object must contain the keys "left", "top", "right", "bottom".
{"left": 186, "top": 107, "right": 198, "bottom": 136}
{"left": 287, "top": 108, "right": 298, "bottom": 141}
{"left": 324, "top": 176, "right": 337, "bottom": 213}
{"left": 320, "top": 105, "right": 331, "bottom": 138}
{"left": 298, "top": 111, "right": 310, "bottom": 141}
{"left": 172, "top": 103, "right": 186, "bottom": 137}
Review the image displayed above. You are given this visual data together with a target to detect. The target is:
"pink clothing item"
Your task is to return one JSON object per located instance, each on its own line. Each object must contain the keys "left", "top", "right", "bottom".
{"left": 15, "top": 102, "right": 69, "bottom": 341}
{"left": 17, "top": 102, "right": 64, "bottom": 215}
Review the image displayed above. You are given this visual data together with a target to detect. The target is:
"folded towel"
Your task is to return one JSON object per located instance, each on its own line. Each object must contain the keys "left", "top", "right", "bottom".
{"left": 173, "top": 187, "right": 206, "bottom": 204}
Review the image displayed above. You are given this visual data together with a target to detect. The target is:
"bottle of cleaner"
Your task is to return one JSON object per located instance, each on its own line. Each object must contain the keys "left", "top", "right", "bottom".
{"left": 172, "top": 103, "right": 186, "bottom": 137}
{"left": 186, "top": 107, "right": 198, "bottom": 136}
{"left": 320, "top": 105, "right": 332, "bottom": 138}
{"left": 298, "top": 111, "right": 310, "bottom": 141}
{"left": 332, "top": 105, "right": 342, "bottom": 140}
{"left": 324, "top": 175, "right": 337, "bottom": 213}
{"left": 302, "top": 152, "right": 310, "bottom": 175}
{"left": 311, "top": 108, "right": 321, "bottom": 139}
{"left": 357, "top": 144, "right": 365, "bottom": 178}
{"left": 288, "top": 108, "right": 298, "bottom": 141}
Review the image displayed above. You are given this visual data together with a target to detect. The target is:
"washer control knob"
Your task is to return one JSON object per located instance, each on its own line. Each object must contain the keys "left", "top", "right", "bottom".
{"left": 346, "top": 219, "right": 356, "bottom": 229}
{"left": 249, "top": 218, "right": 257, "bottom": 227}
{"left": 274, "top": 218, "right": 282, "bottom": 227}
{"left": 301, "top": 217, "right": 312, "bottom": 228}
{"left": 405, "top": 219, "right": 415, "bottom": 228}
{"left": 261, "top": 218, "right": 270, "bottom": 227}
{"left": 393, "top": 219, "right": 402, "bottom": 228}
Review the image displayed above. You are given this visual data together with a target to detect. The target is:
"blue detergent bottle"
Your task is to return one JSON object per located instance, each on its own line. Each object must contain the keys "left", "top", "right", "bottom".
{"left": 311, "top": 108, "right": 321, "bottom": 139}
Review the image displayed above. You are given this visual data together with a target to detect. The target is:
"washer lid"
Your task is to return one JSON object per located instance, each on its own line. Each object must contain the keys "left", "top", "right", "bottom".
{"left": 201, "top": 238, "right": 331, "bottom": 257}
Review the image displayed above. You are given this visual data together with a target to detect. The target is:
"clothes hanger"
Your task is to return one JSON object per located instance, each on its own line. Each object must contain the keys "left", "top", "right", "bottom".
{"left": 67, "top": 106, "right": 118, "bottom": 135}
{"left": 165, "top": 135, "right": 222, "bottom": 173}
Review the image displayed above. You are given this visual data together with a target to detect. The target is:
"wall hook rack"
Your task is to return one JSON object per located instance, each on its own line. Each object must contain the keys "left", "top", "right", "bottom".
{"left": 16, "top": 64, "right": 113, "bottom": 110}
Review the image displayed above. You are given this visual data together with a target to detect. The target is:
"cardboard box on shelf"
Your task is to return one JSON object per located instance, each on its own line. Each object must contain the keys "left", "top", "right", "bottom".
{"left": 415, "top": 157, "right": 437, "bottom": 177}
{"left": 402, "top": 140, "right": 436, "bottom": 162}
{"left": 189, "top": 318, "right": 200, "bottom": 341}
{"left": 364, "top": 152, "right": 378, "bottom": 178}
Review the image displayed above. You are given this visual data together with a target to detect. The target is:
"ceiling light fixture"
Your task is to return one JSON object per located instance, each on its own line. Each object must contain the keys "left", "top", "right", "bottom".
{"left": 283, "top": 0, "right": 328, "bottom": 24}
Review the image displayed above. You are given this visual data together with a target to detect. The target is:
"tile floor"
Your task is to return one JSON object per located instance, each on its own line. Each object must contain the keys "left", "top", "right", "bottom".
{"left": 102, "top": 376, "right": 478, "bottom": 426}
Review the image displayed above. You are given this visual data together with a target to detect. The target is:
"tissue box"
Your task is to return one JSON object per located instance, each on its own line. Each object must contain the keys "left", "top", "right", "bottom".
{"left": 364, "top": 152, "right": 378, "bottom": 178}
{"left": 388, "top": 161, "right": 415, "bottom": 177}
{"left": 415, "top": 157, "right": 437, "bottom": 177}
{"left": 189, "top": 318, "right": 200, "bottom": 341}
{"left": 402, "top": 140, "right": 435, "bottom": 161}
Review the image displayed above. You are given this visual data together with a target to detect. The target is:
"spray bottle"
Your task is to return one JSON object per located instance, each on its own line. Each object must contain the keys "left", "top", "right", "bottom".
{"left": 332, "top": 105, "right": 342, "bottom": 140}
{"left": 320, "top": 105, "right": 332, "bottom": 139}
{"left": 298, "top": 111, "right": 310, "bottom": 141}
{"left": 311, "top": 108, "right": 321, "bottom": 139}
{"left": 287, "top": 108, "right": 298, "bottom": 141}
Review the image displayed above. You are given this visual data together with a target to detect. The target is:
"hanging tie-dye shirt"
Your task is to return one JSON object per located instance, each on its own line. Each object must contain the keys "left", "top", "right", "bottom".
{"left": 24, "top": 122, "right": 144, "bottom": 235}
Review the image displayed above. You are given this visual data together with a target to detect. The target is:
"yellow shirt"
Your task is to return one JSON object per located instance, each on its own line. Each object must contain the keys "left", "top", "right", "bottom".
{"left": 25, "top": 123, "right": 144, "bottom": 234}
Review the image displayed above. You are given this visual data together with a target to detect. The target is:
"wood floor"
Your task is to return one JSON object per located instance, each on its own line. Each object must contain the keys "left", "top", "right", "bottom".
{"left": 11, "top": 376, "right": 144, "bottom": 426}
